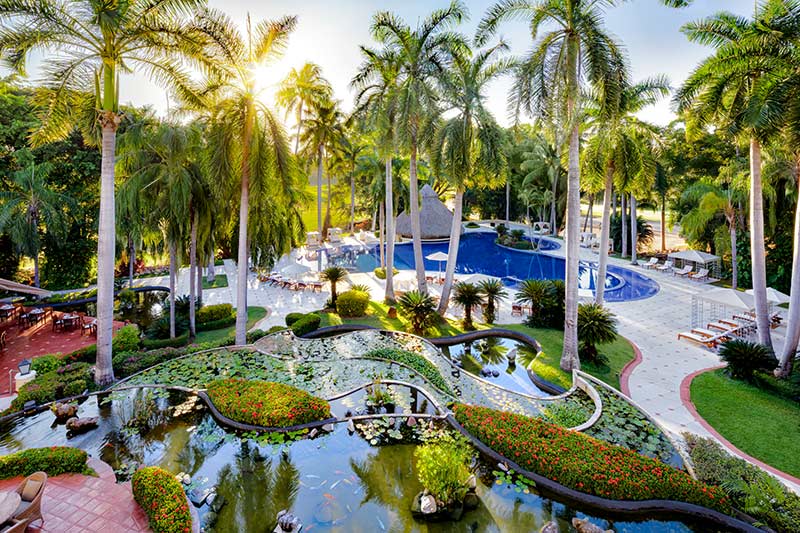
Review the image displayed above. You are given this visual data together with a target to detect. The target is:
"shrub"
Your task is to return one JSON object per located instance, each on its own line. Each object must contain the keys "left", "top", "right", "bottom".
{"left": 146, "top": 315, "right": 188, "bottom": 340}
{"left": 610, "top": 214, "right": 654, "bottom": 254}
{"left": 542, "top": 402, "right": 591, "bottom": 428}
{"left": 205, "top": 379, "right": 331, "bottom": 427}
{"left": 31, "top": 354, "right": 62, "bottom": 375}
{"left": 132, "top": 466, "right": 193, "bottom": 533}
{"left": 349, "top": 283, "right": 371, "bottom": 293}
{"left": 267, "top": 325, "right": 288, "bottom": 334}
{"left": 364, "top": 348, "right": 452, "bottom": 394}
{"left": 415, "top": 437, "right": 474, "bottom": 506}
{"left": 196, "top": 303, "right": 234, "bottom": 324}
{"left": 685, "top": 433, "right": 800, "bottom": 533}
{"left": 8, "top": 362, "right": 95, "bottom": 413}
{"left": 247, "top": 329, "right": 269, "bottom": 342}
{"left": 321, "top": 266, "right": 349, "bottom": 305}
{"left": 141, "top": 334, "right": 189, "bottom": 350}
{"left": 452, "top": 282, "right": 484, "bottom": 331}
{"left": 465, "top": 222, "right": 480, "bottom": 228}
{"left": 336, "top": 290, "right": 370, "bottom": 317}
{"left": 285, "top": 312, "right": 306, "bottom": 326}
{"left": 517, "top": 279, "right": 563, "bottom": 328}
{"left": 577, "top": 303, "right": 618, "bottom": 364}
{"left": 195, "top": 315, "right": 236, "bottom": 332}
{"left": 495, "top": 223, "right": 508, "bottom": 236}
{"left": 113, "top": 324, "right": 141, "bottom": 353}
{"left": 398, "top": 290, "right": 438, "bottom": 335}
{"left": 373, "top": 267, "right": 398, "bottom": 280}
{"left": 291, "top": 313, "right": 321, "bottom": 337}
{"left": 718, "top": 340, "right": 776, "bottom": 382}
{"left": 453, "top": 404, "right": 729, "bottom": 512}
{"left": 0, "top": 447, "right": 91, "bottom": 479}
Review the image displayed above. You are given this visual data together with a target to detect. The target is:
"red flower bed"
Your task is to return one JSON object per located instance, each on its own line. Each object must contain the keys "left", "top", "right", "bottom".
{"left": 131, "top": 467, "right": 192, "bottom": 533}
{"left": 453, "top": 403, "right": 730, "bottom": 513}
{"left": 206, "top": 379, "right": 331, "bottom": 428}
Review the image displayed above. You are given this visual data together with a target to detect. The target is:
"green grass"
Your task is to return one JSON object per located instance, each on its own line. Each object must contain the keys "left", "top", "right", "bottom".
{"left": 202, "top": 274, "right": 228, "bottom": 290}
{"left": 300, "top": 184, "right": 348, "bottom": 233}
{"left": 316, "top": 301, "right": 635, "bottom": 390}
{"left": 691, "top": 369, "right": 800, "bottom": 478}
{"left": 194, "top": 306, "right": 268, "bottom": 344}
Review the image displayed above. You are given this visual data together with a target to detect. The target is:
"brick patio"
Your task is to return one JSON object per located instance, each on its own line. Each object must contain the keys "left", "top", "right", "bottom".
{"left": 0, "top": 459, "right": 150, "bottom": 533}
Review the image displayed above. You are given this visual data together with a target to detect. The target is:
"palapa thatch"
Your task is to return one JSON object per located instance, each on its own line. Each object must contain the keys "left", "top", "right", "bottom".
{"left": 395, "top": 184, "right": 458, "bottom": 239}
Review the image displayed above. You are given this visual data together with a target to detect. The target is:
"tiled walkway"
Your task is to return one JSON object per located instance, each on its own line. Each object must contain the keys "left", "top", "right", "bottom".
{"left": 0, "top": 459, "right": 150, "bottom": 533}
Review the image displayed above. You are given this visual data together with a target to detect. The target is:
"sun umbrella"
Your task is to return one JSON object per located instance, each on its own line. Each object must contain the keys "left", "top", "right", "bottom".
{"left": 425, "top": 251, "right": 449, "bottom": 282}
{"left": 701, "top": 288, "right": 755, "bottom": 310}
{"left": 461, "top": 273, "right": 498, "bottom": 285}
{"left": 279, "top": 262, "right": 312, "bottom": 278}
{"left": 0, "top": 278, "right": 51, "bottom": 297}
{"left": 745, "top": 287, "right": 790, "bottom": 304}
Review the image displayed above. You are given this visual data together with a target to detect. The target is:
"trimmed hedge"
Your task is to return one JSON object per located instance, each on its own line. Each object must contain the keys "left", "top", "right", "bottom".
{"left": 291, "top": 313, "right": 321, "bottom": 337}
{"left": 196, "top": 303, "right": 234, "bottom": 324}
{"left": 364, "top": 348, "right": 452, "bottom": 395}
{"left": 8, "top": 363, "right": 95, "bottom": 413}
{"left": 453, "top": 404, "right": 729, "bottom": 512}
{"left": 195, "top": 315, "right": 236, "bottom": 332}
{"left": 142, "top": 334, "right": 189, "bottom": 350}
{"left": 132, "top": 467, "right": 192, "bottom": 533}
{"left": 285, "top": 312, "right": 306, "bottom": 326}
{"left": 336, "top": 290, "right": 369, "bottom": 317}
{"left": 0, "top": 447, "right": 91, "bottom": 479}
{"left": 206, "top": 379, "right": 331, "bottom": 427}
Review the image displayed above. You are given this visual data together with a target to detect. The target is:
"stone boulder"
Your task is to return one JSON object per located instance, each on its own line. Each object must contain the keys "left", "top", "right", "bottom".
{"left": 274, "top": 510, "right": 302, "bottom": 532}
{"left": 65, "top": 416, "right": 98, "bottom": 435}
{"left": 540, "top": 521, "right": 559, "bottom": 533}
{"left": 420, "top": 494, "right": 437, "bottom": 514}
{"left": 572, "top": 518, "right": 613, "bottom": 533}
{"left": 51, "top": 402, "right": 78, "bottom": 422}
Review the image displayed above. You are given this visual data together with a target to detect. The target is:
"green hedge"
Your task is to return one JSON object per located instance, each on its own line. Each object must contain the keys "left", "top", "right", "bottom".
{"left": 291, "top": 313, "right": 321, "bottom": 337}
{"left": 195, "top": 315, "right": 236, "bottom": 332}
{"left": 336, "top": 290, "right": 369, "bottom": 317}
{"left": 141, "top": 334, "right": 189, "bottom": 350}
{"left": 285, "top": 312, "right": 305, "bottom": 326}
{"left": 132, "top": 467, "right": 193, "bottom": 533}
{"left": 197, "top": 303, "right": 234, "bottom": 324}
{"left": 0, "top": 447, "right": 91, "bottom": 479}
{"left": 206, "top": 379, "right": 331, "bottom": 427}
{"left": 364, "top": 348, "right": 452, "bottom": 395}
{"left": 8, "top": 363, "right": 95, "bottom": 413}
{"left": 453, "top": 404, "right": 729, "bottom": 512}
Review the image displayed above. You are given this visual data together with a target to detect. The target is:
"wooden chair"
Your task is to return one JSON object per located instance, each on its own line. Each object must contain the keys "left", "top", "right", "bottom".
{"left": 0, "top": 519, "right": 27, "bottom": 533}
{"left": 51, "top": 312, "right": 65, "bottom": 332}
{"left": 80, "top": 315, "right": 94, "bottom": 336}
{"left": 0, "top": 331, "right": 6, "bottom": 352}
{"left": 511, "top": 304, "right": 523, "bottom": 317}
{"left": 12, "top": 471, "right": 46, "bottom": 526}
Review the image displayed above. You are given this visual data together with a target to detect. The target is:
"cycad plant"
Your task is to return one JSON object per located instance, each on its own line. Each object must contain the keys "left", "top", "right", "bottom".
{"left": 321, "top": 266, "right": 349, "bottom": 306}
{"left": 577, "top": 303, "right": 618, "bottom": 365}
{"left": 397, "top": 290, "right": 438, "bottom": 335}
{"left": 515, "top": 279, "right": 558, "bottom": 328}
{"left": 478, "top": 279, "right": 507, "bottom": 324}
{"left": 452, "top": 282, "right": 485, "bottom": 331}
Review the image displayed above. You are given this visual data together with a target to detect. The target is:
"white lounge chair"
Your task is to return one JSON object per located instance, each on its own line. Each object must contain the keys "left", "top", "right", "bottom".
{"left": 673, "top": 265, "right": 693, "bottom": 278}
{"left": 655, "top": 260, "right": 673, "bottom": 273}
{"left": 641, "top": 257, "right": 658, "bottom": 269}
{"left": 689, "top": 268, "right": 709, "bottom": 282}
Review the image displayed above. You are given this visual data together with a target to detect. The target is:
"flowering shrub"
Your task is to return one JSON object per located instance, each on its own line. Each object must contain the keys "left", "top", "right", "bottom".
{"left": 453, "top": 404, "right": 730, "bottom": 513}
{"left": 7, "top": 362, "right": 94, "bottom": 413}
{"left": 206, "top": 379, "right": 331, "bottom": 428}
{"left": 0, "top": 447, "right": 90, "bottom": 479}
{"left": 132, "top": 467, "right": 192, "bottom": 533}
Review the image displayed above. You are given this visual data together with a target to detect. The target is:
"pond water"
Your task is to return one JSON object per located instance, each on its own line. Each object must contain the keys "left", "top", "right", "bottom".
{"left": 0, "top": 389, "right": 719, "bottom": 532}
{"left": 57, "top": 289, "right": 168, "bottom": 331}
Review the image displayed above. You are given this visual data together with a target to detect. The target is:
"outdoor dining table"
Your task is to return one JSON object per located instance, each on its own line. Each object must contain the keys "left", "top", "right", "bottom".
{"left": 0, "top": 491, "right": 21, "bottom": 524}
{"left": 20, "top": 308, "right": 44, "bottom": 327}
{"left": 0, "top": 305, "right": 13, "bottom": 320}
{"left": 61, "top": 314, "right": 80, "bottom": 331}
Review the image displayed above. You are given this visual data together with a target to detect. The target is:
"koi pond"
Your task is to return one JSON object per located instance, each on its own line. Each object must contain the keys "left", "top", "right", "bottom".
{"left": 0, "top": 389, "right": 718, "bottom": 532}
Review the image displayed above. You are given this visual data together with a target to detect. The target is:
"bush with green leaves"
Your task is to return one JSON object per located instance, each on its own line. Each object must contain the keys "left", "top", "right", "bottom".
{"left": 478, "top": 279, "right": 507, "bottom": 325}
{"left": 577, "top": 303, "right": 618, "bottom": 364}
{"left": 415, "top": 435, "right": 474, "bottom": 506}
{"left": 196, "top": 303, "right": 234, "bottom": 324}
{"left": 7, "top": 362, "right": 95, "bottom": 413}
{"left": 146, "top": 314, "right": 188, "bottom": 340}
{"left": 321, "top": 266, "right": 349, "bottom": 305}
{"left": 685, "top": 433, "right": 800, "bottom": 532}
{"left": 610, "top": 214, "right": 654, "bottom": 254}
{"left": 336, "top": 289, "right": 370, "bottom": 317}
{"left": 31, "top": 354, "right": 63, "bottom": 375}
{"left": 516, "top": 279, "right": 563, "bottom": 328}
{"left": 285, "top": 312, "right": 306, "bottom": 326}
{"left": 542, "top": 401, "right": 590, "bottom": 428}
{"left": 495, "top": 223, "right": 508, "bottom": 236}
{"left": 452, "top": 282, "right": 484, "bottom": 330}
{"left": 718, "top": 339, "right": 776, "bottom": 382}
{"left": 373, "top": 267, "right": 398, "bottom": 280}
{"left": 398, "top": 290, "right": 438, "bottom": 335}
{"left": 291, "top": 313, "right": 321, "bottom": 337}
{"left": 132, "top": 466, "right": 193, "bottom": 533}
{"left": 349, "top": 283, "right": 372, "bottom": 293}
{"left": 141, "top": 334, "right": 189, "bottom": 350}
{"left": 364, "top": 348, "right": 452, "bottom": 395}
{"left": 0, "top": 447, "right": 91, "bottom": 479}
{"left": 113, "top": 324, "right": 141, "bottom": 352}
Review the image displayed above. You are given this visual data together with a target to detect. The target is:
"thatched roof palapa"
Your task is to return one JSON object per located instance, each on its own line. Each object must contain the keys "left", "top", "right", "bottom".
{"left": 395, "top": 184, "right": 458, "bottom": 239}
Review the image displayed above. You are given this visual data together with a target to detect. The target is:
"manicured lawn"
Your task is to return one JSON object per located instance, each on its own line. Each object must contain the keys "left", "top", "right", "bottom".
{"left": 690, "top": 369, "right": 800, "bottom": 478}
{"left": 194, "top": 306, "right": 268, "bottom": 344}
{"left": 202, "top": 274, "right": 228, "bottom": 290}
{"left": 318, "top": 300, "right": 468, "bottom": 337}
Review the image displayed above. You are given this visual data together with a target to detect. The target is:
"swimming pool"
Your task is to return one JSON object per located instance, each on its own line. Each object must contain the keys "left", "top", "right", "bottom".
{"left": 354, "top": 231, "right": 659, "bottom": 302}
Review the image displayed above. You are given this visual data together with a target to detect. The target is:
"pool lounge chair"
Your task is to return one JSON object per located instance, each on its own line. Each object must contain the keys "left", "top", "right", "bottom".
{"left": 673, "top": 265, "right": 693, "bottom": 277}
{"left": 655, "top": 260, "right": 673, "bottom": 273}
{"left": 641, "top": 257, "right": 658, "bottom": 269}
{"left": 689, "top": 268, "right": 709, "bottom": 282}
{"left": 678, "top": 330, "right": 728, "bottom": 348}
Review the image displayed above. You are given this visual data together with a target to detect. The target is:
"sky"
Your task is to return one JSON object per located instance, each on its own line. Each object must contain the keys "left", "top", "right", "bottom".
{"left": 9, "top": 0, "right": 757, "bottom": 127}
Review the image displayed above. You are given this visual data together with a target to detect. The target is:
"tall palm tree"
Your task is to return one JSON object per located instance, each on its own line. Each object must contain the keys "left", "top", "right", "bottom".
{"left": 583, "top": 77, "right": 669, "bottom": 304}
{"left": 433, "top": 43, "right": 510, "bottom": 315}
{"left": 452, "top": 282, "right": 484, "bottom": 330}
{"left": 676, "top": 4, "right": 791, "bottom": 349}
{"left": 368, "top": 2, "right": 469, "bottom": 295}
{"left": 320, "top": 265, "right": 348, "bottom": 306}
{"left": 0, "top": 156, "right": 73, "bottom": 287}
{"left": 520, "top": 128, "right": 566, "bottom": 235}
{"left": 0, "top": 0, "right": 211, "bottom": 384}
{"left": 196, "top": 10, "right": 299, "bottom": 345}
{"left": 276, "top": 62, "right": 332, "bottom": 154}
{"left": 478, "top": 278, "right": 507, "bottom": 324}
{"left": 478, "top": 0, "right": 626, "bottom": 371}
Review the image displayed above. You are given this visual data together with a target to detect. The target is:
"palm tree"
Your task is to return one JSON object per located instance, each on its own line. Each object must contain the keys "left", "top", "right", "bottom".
{"left": 676, "top": 5, "right": 790, "bottom": 349}
{"left": 336, "top": 131, "right": 366, "bottom": 233}
{"left": 478, "top": 0, "right": 626, "bottom": 371}
{"left": 397, "top": 290, "right": 438, "bottom": 335}
{"left": 0, "top": 0, "right": 212, "bottom": 384}
{"left": 478, "top": 279, "right": 507, "bottom": 324}
{"left": 197, "top": 10, "right": 300, "bottom": 346}
{"left": 520, "top": 129, "right": 566, "bottom": 235}
{"left": 452, "top": 282, "right": 484, "bottom": 331}
{"left": 433, "top": 43, "right": 510, "bottom": 315}
{"left": 0, "top": 156, "right": 73, "bottom": 287}
{"left": 320, "top": 265, "right": 348, "bottom": 306}
{"left": 276, "top": 63, "right": 332, "bottom": 154}
{"left": 368, "top": 2, "right": 469, "bottom": 295}
{"left": 583, "top": 77, "right": 669, "bottom": 304}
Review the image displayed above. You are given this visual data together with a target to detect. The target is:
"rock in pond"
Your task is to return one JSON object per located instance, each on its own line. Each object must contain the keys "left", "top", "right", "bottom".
{"left": 540, "top": 521, "right": 560, "bottom": 533}
{"left": 65, "top": 416, "right": 98, "bottom": 435}
{"left": 463, "top": 492, "right": 479, "bottom": 510}
{"left": 274, "top": 510, "right": 302, "bottom": 532}
{"left": 420, "top": 494, "right": 437, "bottom": 514}
{"left": 572, "top": 518, "right": 613, "bottom": 533}
{"left": 51, "top": 402, "right": 78, "bottom": 422}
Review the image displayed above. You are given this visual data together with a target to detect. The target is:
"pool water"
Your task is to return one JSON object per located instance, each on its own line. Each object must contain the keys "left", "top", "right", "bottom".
{"left": 354, "top": 232, "right": 658, "bottom": 302}
{"left": 0, "top": 390, "right": 713, "bottom": 532}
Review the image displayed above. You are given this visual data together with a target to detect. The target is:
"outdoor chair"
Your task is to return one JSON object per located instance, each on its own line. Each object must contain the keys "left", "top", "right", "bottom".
{"left": 0, "top": 331, "right": 6, "bottom": 352}
{"left": 655, "top": 260, "right": 673, "bottom": 273}
{"left": 511, "top": 304, "right": 523, "bottom": 317}
{"left": 80, "top": 316, "right": 95, "bottom": 336}
{"left": 673, "top": 265, "right": 693, "bottom": 278}
{"left": 12, "top": 471, "right": 46, "bottom": 526}
{"left": 0, "top": 519, "right": 26, "bottom": 533}
{"left": 689, "top": 268, "right": 709, "bottom": 282}
{"left": 51, "top": 313, "right": 65, "bottom": 332}
{"left": 678, "top": 330, "right": 721, "bottom": 348}
{"left": 641, "top": 257, "right": 658, "bottom": 269}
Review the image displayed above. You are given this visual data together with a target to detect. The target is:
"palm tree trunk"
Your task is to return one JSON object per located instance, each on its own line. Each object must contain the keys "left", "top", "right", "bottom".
{"left": 207, "top": 256, "right": 215, "bottom": 284}
{"left": 94, "top": 112, "right": 119, "bottom": 385}
{"left": 749, "top": 138, "right": 773, "bottom": 349}
{"left": 33, "top": 254, "right": 39, "bottom": 288}
{"left": 317, "top": 146, "right": 324, "bottom": 237}
{"left": 505, "top": 180, "right": 510, "bottom": 224}
{"left": 129, "top": 236, "right": 135, "bottom": 289}
{"left": 550, "top": 175, "right": 558, "bottom": 236}
{"left": 630, "top": 195, "right": 638, "bottom": 265}
{"left": 561, "top": 35, "right": 581, "bottom": 372}
{"left": 596, "top": 166, "right": 613, "bottom": 306}
{"left": 350, "top": 170, "right": 356, "bottom": 233}
{"left": 661, "top": 194, "right": 667, "bottom": 252}
{"left": 196, "top": 256, "right": 203, "bottom": 308}
{"left": 778, "top": 161, "right": 800, "bottom": 376}
{"left": 235, "top": 102, "right": 254, "bottom": 346}
{"left": 438, "top": 188, "right": 464, "bottom": 315}
{"left": 323, "top": 171, "right": 332, "bottom": 237}
{"left": 621, "top": 193, "right": 628, "bottom": 257}
{"left": 169, "top": 240, "right": 177, "bottom": 339}
{"left": 384, "top": 158, "right": 395, "bottom": 302}
{"left": 409, "top": 140, "right": 427, "bottom": 295}
{"left": 379, "top": 201, "right": 385, "bottom": 269}
{"left": 188, "top": 209, "right": 198, "bottom": 342}
{"left": 294, "top": 104, "right": 303, "bottom": 155}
